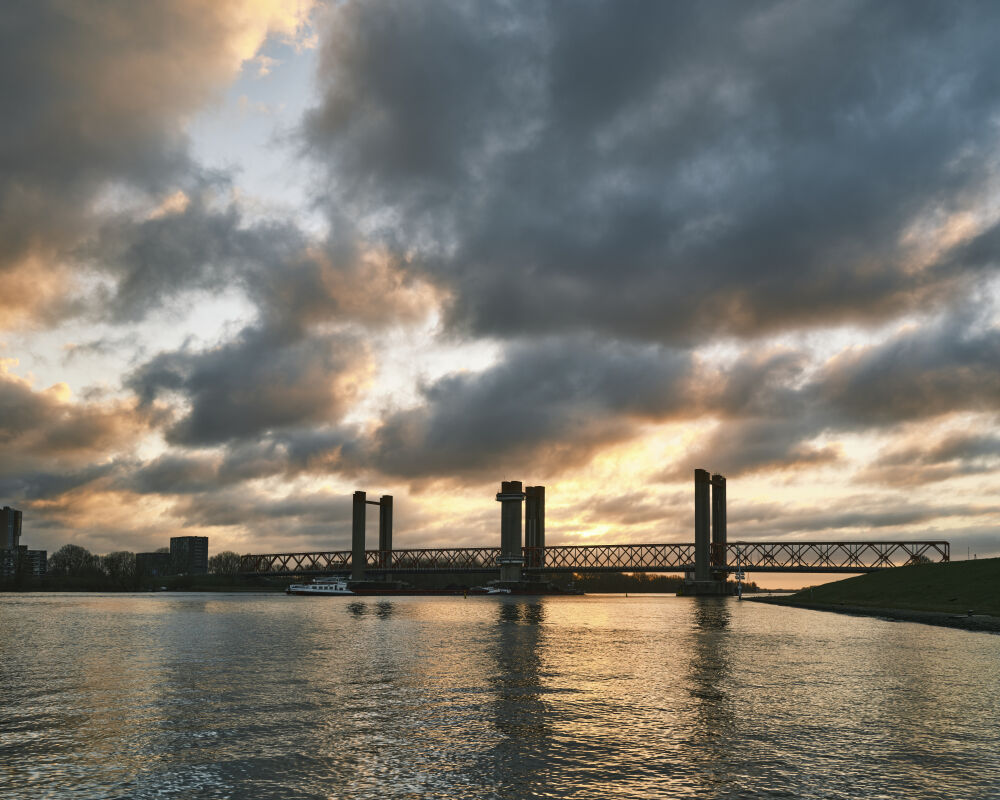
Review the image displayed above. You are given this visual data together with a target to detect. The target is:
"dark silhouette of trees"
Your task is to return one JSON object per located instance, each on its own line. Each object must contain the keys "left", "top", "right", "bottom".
{"left": 48, "top": 544, "right": 100, "bottom": 577}
{"left": 101, "top": 551, "right": 137, "bottom": 589}
{"left": 208, "top": 551, "right": 241, "bottom": 575}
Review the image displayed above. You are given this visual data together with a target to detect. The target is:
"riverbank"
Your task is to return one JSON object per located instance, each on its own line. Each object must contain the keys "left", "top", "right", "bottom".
{"left": 749, "top": 557, "right": 1000, "bottom": 633}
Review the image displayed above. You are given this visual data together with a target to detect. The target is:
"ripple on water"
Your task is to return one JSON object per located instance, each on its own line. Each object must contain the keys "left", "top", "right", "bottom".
{"left": 1, "top": 594, "right": 998, "bottom": 799}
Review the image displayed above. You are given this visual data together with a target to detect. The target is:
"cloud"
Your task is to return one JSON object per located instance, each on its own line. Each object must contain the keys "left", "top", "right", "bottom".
{"left": 363, "top": 337, "right": 691, "bottom": 480}
{"left": 304, "top": 0, "right": 1000, "bottom": 344}
{"left": 0, "top": 0, "right": 313, "bottom": 327}
{"left": 863, "top": 428, "right": 1000, "bottom": 486}
{"left": 730, "top": 497, "right": 1000, "bottom": 538}
{"left": 661, "top": 419, "right": 842, "bottom": 481}
{"left": 129, "top": 324, "right": 373, "bottom": 446}
{"left": 5, "top": 1, "right": 1000, "bottom": 563}
{"left": 0, "top": 361, "right": 149, "bottom": 514}
{"left": 815, "top": 316, "right": 1000, "bottom": 426}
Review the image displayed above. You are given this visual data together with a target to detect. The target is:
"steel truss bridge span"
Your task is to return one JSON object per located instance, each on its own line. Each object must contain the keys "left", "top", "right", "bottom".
{"left": 239, "top": 540, "right": 949, "bottom": 577}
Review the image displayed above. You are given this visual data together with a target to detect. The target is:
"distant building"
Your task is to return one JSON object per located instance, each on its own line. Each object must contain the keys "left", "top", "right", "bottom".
{"left": 1, "top": 546, "right": 21, "bottom": 579}
{"left": 1, "top": 507, "right": 29, "bottom": 580}
{"left": 2, "top": 506, "right": 22, "bottom": 550}
{"left": 0, "top": 546, "right": 44, "bottom": 578}
{"left": 25, "top": 549, "right": 46, "bottom": 576}
{"left": 136, "top": 551, "right": 172, "bottom": 577}
{"left": 170, "top": 536, "right": 208, "bottom": 575}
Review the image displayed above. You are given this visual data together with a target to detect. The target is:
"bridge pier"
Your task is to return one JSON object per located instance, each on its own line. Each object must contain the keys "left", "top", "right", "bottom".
{"left": 352, "top": 491, "right": 394, "bottom": 580}
{"left": 497, "top": 481, "right": 526, "bottom": 583}
{"left": 525, "top": 485, "right": 545, "bottom": 569}
{"left": 682, "top": 469, "right": 732, "bottom": 596}
{"left": 379, "top": 495, "right": 393, "bottom": 569}
{"left": 352, "top": 491, "right": 366, "bottom": 581}
{"left": 711, "top": 474, "right": 726, "bottom": 580}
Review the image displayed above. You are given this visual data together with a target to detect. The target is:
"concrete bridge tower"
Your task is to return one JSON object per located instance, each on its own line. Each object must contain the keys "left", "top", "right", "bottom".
{"left": 684, "top": 469, "right": 730, "bottom": 595}
{"left": 352, "top": 490, "right": 367, "bottom": 581}
{"left": 378, "top": 495, "right": 393, "bottom": 569}
{"left": 524, "top": 485, "right": 545, "bottom": 569}
{"left": 694, "top": 469, "right": 712, "bottom": 581}
{"left": 496, "top": 481, "right": 526, "bottom": 583}
{"left": 711, "top": 474, "right": 726, "bottom": 578}
{"left": 352, "top": 491, "right": 393, "bottom": 580}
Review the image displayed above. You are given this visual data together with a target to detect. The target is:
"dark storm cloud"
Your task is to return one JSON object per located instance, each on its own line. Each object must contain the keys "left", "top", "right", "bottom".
{"left": 863, "top": 430, "right": 1000, "bottom": 486}
{"left": 579, "top": 491, "right": 688, "bottom": 529}
{"left": 83, "top": 180, "right": 442, "bottom": 335}
{"left": 167, "top": 489, "right": 360, "bottom": 549}
{"left": 0, "top": 0, "right": 296, "bottom": 324}
{"left": 172, "top": 489, "right": 352, "bottom": 532}
{"left": 0, "top": 370, "right": 145, "bottom": 466}
{"left": 660, "top": 418, "right": 842, "bottom": 481}
{"left": 128, "top": 324, "right": 371, "bottom": 446}
{"left": 304, "top": 0, "right": 1000, "bottom": 343}
{"left": 656, "top": 307, "right": 999, "bottom": 478}
{"left": 0, "top": 464, "right": 118, "bottom": 502}
{"left": 126, "top": 454, "right": 224, "bottom": 495}
{"left": 731, "top": 498, "right": 1000, "bottom": 537}
{"left": 87, "top": 183, "right": 291, "bottom": 322}
{"left": 0, "top": 370, "right": 147, "bottom": 516}
{"left": 364, "top": 337, "right": 691, "bottom": 479}
{"left": 814, "top": 317, "right": 1000, "bottom": 426}
{"left": 123, "top": 439, "right": 310, "bottom": 496}
{"left": 180, "top": 305, "right": 993, "bottom": 484}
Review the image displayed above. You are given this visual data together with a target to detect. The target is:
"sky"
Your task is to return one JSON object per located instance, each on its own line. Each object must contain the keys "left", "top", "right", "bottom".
{"left": 2, "top": 0, "right": 998, "bottom": 589}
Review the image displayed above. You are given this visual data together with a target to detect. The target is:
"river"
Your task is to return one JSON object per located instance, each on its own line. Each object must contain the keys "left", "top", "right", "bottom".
{"left": 1, "top": 593, "right": 998, "bottom": 799}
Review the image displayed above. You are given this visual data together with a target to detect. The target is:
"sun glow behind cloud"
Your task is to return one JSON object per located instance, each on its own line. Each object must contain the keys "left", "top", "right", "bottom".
{"left": 1, "top": 1, "right": 998, "bottom": 590}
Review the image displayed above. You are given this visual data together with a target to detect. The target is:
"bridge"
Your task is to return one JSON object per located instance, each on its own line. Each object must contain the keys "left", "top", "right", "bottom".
{"left": 240, "top": 540, "right": 950, "bottom": 577}
{"left": 238, "top": 470, "right": 950, "bottom": 590}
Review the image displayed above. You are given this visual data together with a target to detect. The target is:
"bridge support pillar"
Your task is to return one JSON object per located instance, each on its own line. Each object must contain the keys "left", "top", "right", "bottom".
{"left": 694, "top": 469, "right": 711, "bottom": 581}
{"left": 525, "top": 485, "right": 545, "bottom": 569}
{"left": 352, "top": 490, "right": 366, "bottom": 581}
{"left": 682, "top": 469, "right": 731, "bottom": 596}
{"left": 711, "top": 474, "right": 726, "bottom": 579}
{"left": 378, "top": 495, "right": 393, "bottom": 569}
{"left": 497, "top": 481, "right": 525, "bottom": 583}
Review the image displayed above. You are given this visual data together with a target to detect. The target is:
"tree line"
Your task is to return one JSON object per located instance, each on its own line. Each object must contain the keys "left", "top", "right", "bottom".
{"left": 0, "top": 545, "right": 246, "bottom": 590}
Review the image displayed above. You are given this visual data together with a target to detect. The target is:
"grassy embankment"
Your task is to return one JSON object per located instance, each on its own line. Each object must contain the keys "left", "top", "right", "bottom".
{"left": 784, "top": 557, "right": 1000, "bottom": 616}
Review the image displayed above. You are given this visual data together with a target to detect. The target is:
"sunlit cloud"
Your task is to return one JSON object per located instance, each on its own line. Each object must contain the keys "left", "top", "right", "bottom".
{"left": 2, "top": 0, "right": 998, "bottom": 590}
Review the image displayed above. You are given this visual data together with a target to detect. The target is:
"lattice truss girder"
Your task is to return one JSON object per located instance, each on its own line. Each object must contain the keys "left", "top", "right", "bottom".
{"left": 238, "top": 541, "right": 949, "bottom": 575}
{"left": 522, "top": 544, "right": 694, "bottom": 570}
{"left": 728, "top": 541, "right": 950, "bottom": 569}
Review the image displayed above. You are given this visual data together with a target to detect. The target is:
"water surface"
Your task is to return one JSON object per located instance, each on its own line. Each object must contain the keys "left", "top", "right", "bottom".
{"left": 2, "top": 593, "right": 998, "bottom": 799}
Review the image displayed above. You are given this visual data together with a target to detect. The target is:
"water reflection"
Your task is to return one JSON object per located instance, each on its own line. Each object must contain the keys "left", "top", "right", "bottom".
{"left": 4, "top": 594, "right": 1000, "bottom": 800}
{"left": 489, "top": 599, "right": 550, "bottom": 797}
{"left": 684, "top": 598, "right": 739, "bottom": 796}
{"left": 346, "top": 600, "right": 367, "bottom": 617}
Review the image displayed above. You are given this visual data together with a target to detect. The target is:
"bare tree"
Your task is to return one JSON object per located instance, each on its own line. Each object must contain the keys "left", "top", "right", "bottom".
{"left": 208, "top": 551, "right": 241, "bottom": 575}
{"left": 102, "top": 551, "right": 137, "bottom": 588}
{"left": 48, "top": 544, "right": 98, "bottom": 577}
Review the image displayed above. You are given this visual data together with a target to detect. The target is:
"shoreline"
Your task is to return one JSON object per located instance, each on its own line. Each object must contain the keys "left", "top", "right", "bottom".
{"left": 748, "top": 595, "right": 1000, "bottom": 634}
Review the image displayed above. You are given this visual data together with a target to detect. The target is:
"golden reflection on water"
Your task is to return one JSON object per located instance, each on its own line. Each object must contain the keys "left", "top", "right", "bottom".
{"left": 2, "top": 593, "right": 1000, "bottom": 799}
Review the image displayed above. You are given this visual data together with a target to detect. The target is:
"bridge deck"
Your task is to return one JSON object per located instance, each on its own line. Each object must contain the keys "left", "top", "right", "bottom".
{"left": 239, "top": 541, "right": 949, "bottom": 577}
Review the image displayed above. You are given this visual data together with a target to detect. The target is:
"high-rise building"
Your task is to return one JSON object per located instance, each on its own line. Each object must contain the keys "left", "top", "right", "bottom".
{"left": 170, "top": 536, "right": 208, "bottom": 575}
{"left": 1, "top": 547, "right": 21, "bottom": 579}
{"left": 2, "top": 506, "right": 22, "bottom": 550}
